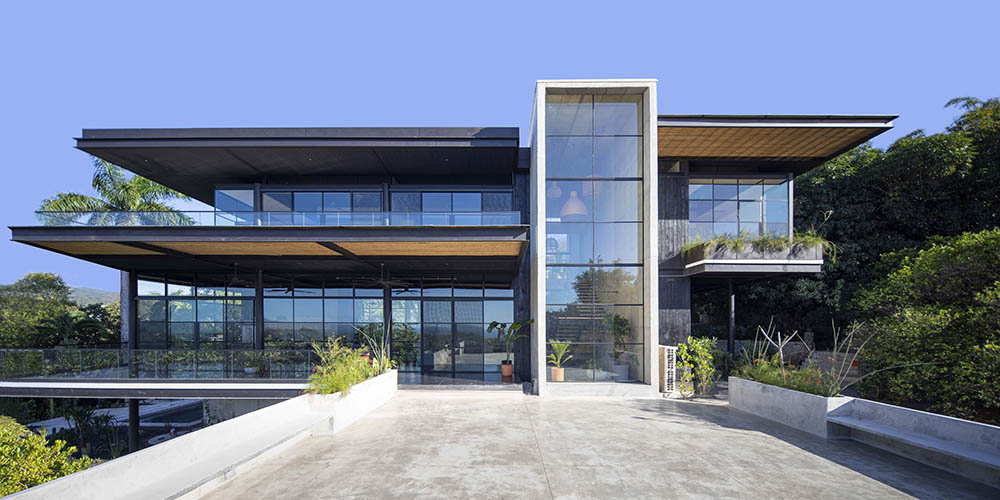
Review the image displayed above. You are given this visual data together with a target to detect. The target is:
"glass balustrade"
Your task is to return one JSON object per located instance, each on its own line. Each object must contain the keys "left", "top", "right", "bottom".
{"left": 33, "top": 211, "right": 521, "bottom": 227}
{"left": 0, "top": 348, "right": 316, "bottom": 380}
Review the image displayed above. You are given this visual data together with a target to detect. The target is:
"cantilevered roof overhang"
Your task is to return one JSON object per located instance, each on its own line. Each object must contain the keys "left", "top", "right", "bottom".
{"left": 76, "top": 127, "right": 521, "bottom": 204}
{"left": 657, "top": 114, "right": 896, "bottom": 174}
{"left": 9, "top": 225, "right": 529, "bottom": 282}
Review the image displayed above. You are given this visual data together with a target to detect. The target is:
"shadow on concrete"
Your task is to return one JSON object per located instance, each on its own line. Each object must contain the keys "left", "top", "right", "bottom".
{"left": 623, "top": 397, "right": 999, "bottom": 500}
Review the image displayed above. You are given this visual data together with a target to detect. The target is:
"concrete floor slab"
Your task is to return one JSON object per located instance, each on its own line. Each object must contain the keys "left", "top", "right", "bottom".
{"left": 200, "top": 392, "right": 999, "bottom": 500}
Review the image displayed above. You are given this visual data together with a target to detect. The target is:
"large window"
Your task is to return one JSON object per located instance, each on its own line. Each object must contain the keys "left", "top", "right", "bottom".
{"left": 389, "top": 279, "right": 515, "bottom": 375}
{"left": 389, "top": 190, "right": 513, "bottom": 225}
{"left": 688, "top": 178, "right": 789, "bottom": 240}
{"left": 136, "top": 275, "right": 255, "bottom": 350}
{"left": 544, "top": 93, "right": 644, "bottom": 383}
{"left": 262, "top": 281, "right": 383, "bottom": 349}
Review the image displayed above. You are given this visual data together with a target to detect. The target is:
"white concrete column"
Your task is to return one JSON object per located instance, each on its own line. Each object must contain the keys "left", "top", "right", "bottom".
{"left": 642, "top": 83, "right": 660, "bottom": 386}
{"left": 530, "top": 84, "right": 548, "bottom": 395}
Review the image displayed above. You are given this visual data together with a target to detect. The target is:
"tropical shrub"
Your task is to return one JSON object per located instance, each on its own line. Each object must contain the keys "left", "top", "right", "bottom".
{"left": 735, "top": 355, "right": 835, "bottom": 397}
{"left": 305, "top": 338, "right": 380, "bottom": 396}
{"left": 0, "top": 416, "right": 95, "bottom": 495}
{"left": 856, "top": 228, "right": 1000, "bottom": 424}
{"left": 677, "top": 336, "right": 722, "bottom": 397}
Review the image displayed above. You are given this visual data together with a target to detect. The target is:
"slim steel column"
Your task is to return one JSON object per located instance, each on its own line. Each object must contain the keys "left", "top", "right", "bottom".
{"left": 255, "top": 270, "right": 264, "bottom": 350}
{"left": 128, "top": 399, "right": 139, "bottom": 453}
{"left": 728, "top": 278, "right": 736, "bottom": 354}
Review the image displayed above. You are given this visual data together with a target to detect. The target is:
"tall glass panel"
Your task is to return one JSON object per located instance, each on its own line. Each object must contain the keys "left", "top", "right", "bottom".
{"left": 545, "top": 92, "right": 643, "bottom": 383}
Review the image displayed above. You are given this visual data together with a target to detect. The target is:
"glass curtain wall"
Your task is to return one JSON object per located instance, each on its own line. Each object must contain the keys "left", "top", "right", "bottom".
{"left": 136, "top": 275, "right": 255, "bottom": 349}
{"left": 391, "top": 280, "right": 514, "bottom": 380}
{"left": 688, "top": 178, "right": 789, "bottom": 240}
{"left": 544, "top": 94, "right": 644, "bottom": 382}
{"left": 135, "top": 274, "right": 515, "bottom": 381}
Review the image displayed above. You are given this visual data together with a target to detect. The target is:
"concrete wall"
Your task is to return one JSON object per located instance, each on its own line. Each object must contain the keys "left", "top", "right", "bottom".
{"left": 728, "top": 376, "right": 851, "bottom": 438}
{"left": 9, "top": 370, "right": 397, "bottom": 500}
{"left": 203, "top": 399, "right": 278, "bottom": 422}
{"left": 828, "top": 398, "right": 1000, "bottom": 488}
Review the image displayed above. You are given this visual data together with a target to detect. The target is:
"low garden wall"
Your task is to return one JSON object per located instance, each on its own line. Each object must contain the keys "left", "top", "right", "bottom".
{"left": 728, "top": 376, "right": 851, "bottom": 438}
{"left": 729, "top": 376, "right": 1000, "bottom": 488}
{"left": 9, "top": 370, "right": 397, "bottom": 500}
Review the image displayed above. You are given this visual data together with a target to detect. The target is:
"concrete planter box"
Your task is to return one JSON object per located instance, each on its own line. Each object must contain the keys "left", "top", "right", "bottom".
{"left": 728, "top": 376, "right": 850, "bottom": 438}
{"left": 10, "top": 370, "right": 397, "bottom": 500}
{"left": 683, "top": 242, "right": 823, "bottom": 266}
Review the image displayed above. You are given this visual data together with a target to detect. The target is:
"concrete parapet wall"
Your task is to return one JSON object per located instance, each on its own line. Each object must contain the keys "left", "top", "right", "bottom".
{"left": 730, "top": 376, "right": 1000, "bottom": 488}
{"left": 728, "top": 376, "right": 851, "bottom": 438}
{"left": 9, "top": 370, "right": 397, "bottom": 500}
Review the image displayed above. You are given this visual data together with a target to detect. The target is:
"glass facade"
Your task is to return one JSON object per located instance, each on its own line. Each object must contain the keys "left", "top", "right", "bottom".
{"left": 689, "top": 178, "right": 789, "bottom": 240}
{"left": 390, "top": 189, "right": 514, "bottom": 225}
{"left": 136, "top": 275, "right": 255, "bottom": 350}
{"left": 134, "top": 274, "right": 515, "bottom": 381}
{"left": 544, "top": 94, "right": 644, "bottom": 382}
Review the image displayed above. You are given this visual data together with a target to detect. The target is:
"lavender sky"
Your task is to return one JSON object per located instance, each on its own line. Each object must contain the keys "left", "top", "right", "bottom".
{"left": 1, "top": 1, "right": 996, "bottom": 290}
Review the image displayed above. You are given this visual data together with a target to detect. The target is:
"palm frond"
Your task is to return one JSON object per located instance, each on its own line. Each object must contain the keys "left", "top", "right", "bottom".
{"left": 39, "top": 193, "right": 109, "bottom": 212}
{"left": 91, "top": 157, "right": 127, "bottom": 202}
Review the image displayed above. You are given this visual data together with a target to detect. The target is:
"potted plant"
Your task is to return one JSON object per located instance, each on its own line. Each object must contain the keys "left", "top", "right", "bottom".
{"left": 604, "top": 313, "right": 633, "bottom": 381}
{"left": 547, "top": 339, "right": 572, "bottom": 382}
{"left": 487, "top": 319, "right": 533, "bottom": 378}
{"left": 243, "top": 357, "right": 266, "bottom": 377}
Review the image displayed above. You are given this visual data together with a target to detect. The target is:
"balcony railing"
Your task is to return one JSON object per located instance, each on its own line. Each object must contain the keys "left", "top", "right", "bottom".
{"left": 34, "top": 211, "right": 522, "bottom": 227}
{"left": 0, "top": 348, "right": 316, "bottom": 380}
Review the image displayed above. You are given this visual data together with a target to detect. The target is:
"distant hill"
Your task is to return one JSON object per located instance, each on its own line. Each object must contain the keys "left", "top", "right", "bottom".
{"left": 70, "top": 287, "right": 119, "bottom": 306}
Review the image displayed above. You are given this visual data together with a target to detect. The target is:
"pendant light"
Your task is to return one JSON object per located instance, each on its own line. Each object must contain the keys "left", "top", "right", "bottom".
{"left": 560, "top": 191, "right": 588, "bottom": 221}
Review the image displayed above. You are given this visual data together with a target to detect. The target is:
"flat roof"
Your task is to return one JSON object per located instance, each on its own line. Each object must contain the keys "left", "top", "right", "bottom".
{"left": 657, "top": 114, "right": 895, "bottom": 172}
{"left": 76, "top": 127, "right": 521, "bottom": 204}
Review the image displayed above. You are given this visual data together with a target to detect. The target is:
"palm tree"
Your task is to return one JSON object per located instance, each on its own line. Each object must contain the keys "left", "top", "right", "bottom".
{"left": 38, "top": 157, "right": 191, "bottom": 226}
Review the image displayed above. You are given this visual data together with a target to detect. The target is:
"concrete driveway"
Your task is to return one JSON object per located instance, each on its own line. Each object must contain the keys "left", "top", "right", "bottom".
{"left": 201, "top": 391, "right": 997, "bottom": 500}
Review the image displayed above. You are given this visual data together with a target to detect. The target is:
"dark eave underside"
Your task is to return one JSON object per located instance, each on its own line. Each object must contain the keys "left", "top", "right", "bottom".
{"left": 76, "top": 127, "right": 521, "bottom": 204}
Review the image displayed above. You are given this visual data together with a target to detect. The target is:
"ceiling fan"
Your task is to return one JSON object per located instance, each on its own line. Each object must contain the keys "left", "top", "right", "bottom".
{"left": 353, "top": 263, "right": 416, "bottom": 293}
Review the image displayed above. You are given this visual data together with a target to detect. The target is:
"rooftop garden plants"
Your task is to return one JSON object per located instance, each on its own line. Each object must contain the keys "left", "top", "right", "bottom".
{"left": 305, "top": 326, "right": 396, "bottom": 396}
{"left": 676, "top": 336, "right": 723, "bottom": 398}
{"left": 681, "top": 229, "right": 835, "bottom": 262}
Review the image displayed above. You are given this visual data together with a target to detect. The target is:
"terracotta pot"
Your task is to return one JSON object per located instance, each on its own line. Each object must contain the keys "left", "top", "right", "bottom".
{"left": 550, "top": 366, "right": 564, "bottom": 382}
{"left": 501, "top": 362, "right": 513, "bottom": 377}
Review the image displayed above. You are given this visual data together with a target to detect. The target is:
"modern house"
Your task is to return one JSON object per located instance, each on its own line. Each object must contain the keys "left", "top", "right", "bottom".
{"left": 6, "top": 79, "right": 894, "bottom": 399}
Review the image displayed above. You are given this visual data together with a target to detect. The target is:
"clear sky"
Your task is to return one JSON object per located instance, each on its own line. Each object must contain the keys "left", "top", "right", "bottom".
{"left": 1, "top": 1, "right": 997, "bottom": 291}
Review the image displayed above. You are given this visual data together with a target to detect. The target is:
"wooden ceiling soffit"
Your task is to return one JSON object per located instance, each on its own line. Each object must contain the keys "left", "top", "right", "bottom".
{"left": 152, "top": 241, "right": 340, "bottom": 256}
{"left": 31, "top": 241, "right": 162, "bottom": 256}
{"left": 337, "top": 241, "right": 523, "bottom": 257}
{"left": 656, "top": 126, "right": 876, "bottom": 159}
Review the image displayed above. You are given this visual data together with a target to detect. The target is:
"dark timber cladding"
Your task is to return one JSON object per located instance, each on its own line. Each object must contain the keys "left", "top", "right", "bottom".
{"left": 75, "top": 127, "right": 522, "bottom": 203}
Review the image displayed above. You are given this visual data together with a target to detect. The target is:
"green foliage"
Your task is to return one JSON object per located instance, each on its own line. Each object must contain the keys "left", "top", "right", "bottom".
{"left": 735, "top": 356, "right": 835, "bottom": 397}
{"left": 547, "top": 340, "right": 572, "bottom": 368}
{"left": 676, "top": 336, "right": 722, "bottom": 397}
{"left": 681, "top": 231, "right": 831, "bottom": 260}
{"left": 602, "top": 313, "right": 633, "bottom": 360}
{"left": 0, "top": 273, "right": 73, "bottom": 348}
{"left": 487, "top": 319, "right": 532, "bottom": 363}
{"left": 305, "top": 338, "right": 379, "bottom": 396}
{"left": 0, "top": 416, "right": 95, "bottom": 495}
{"left": 356, "top": 324, "right": 396, "bottom": 375}
{"left": 698, "top": 97, "right": 1000, "bottom": 339}
{"left": 39, "top": 157, "right": 188, "bottom": 213}
{"left": 856, "top": 229, "right": 1000, "bottom": 424}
